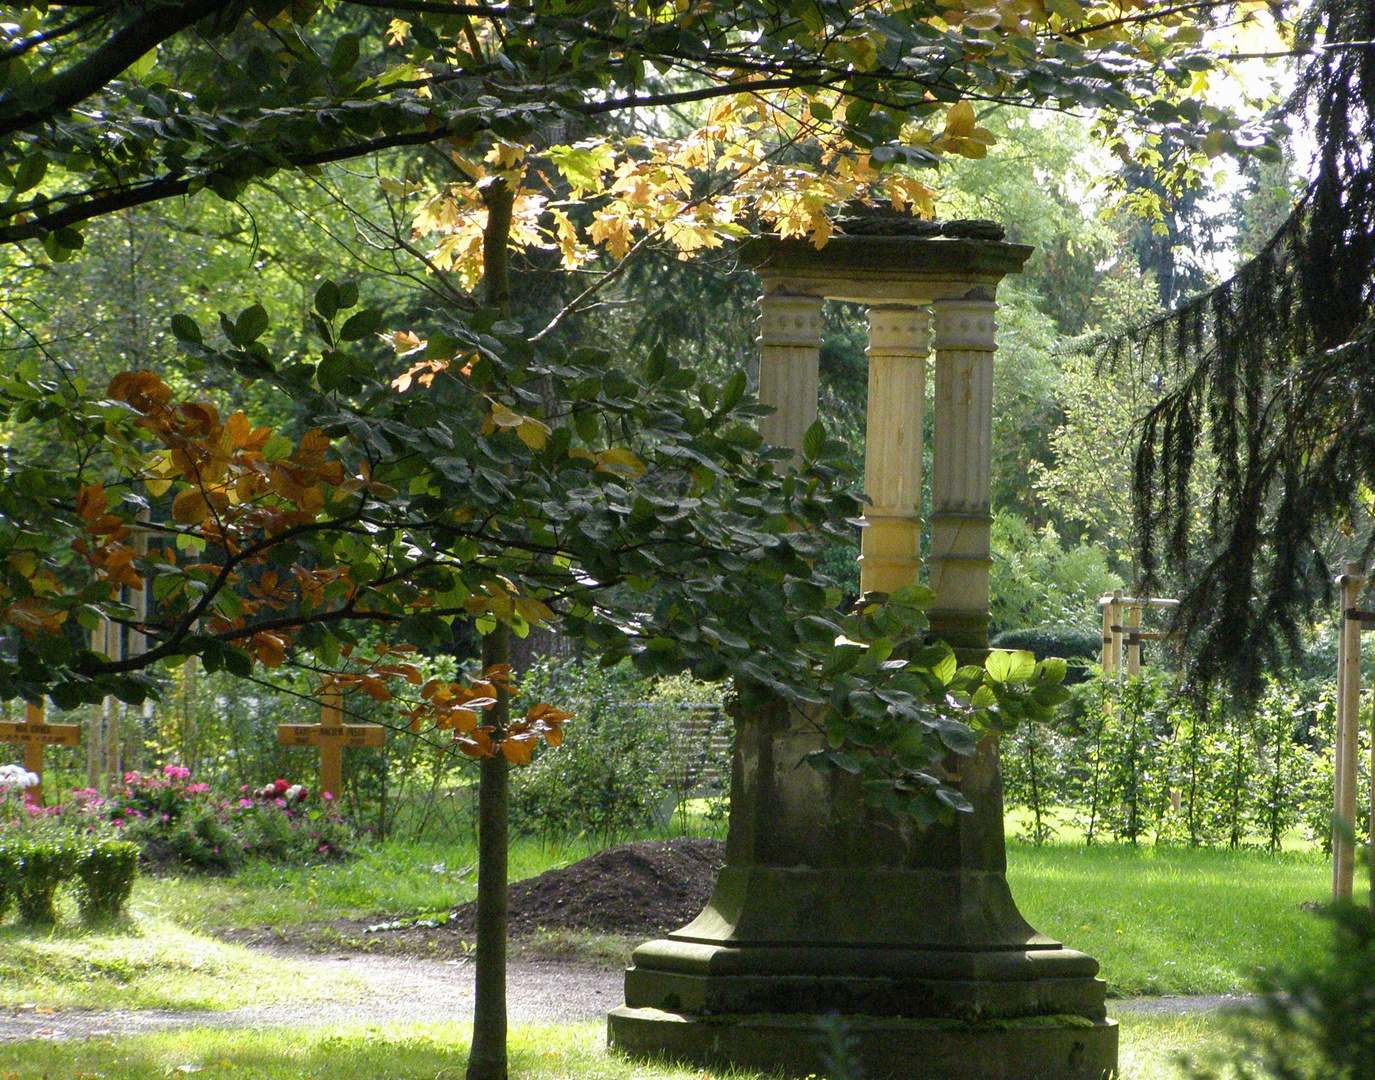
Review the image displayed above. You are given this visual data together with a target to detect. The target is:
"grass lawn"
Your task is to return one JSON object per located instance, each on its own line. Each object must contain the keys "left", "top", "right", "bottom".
{"left": 0, "top": 830, "right": 1343, "bottom": 1012}
{"left": 0, "top": 913, "right": 363, "bottom": 1011}
{"left": 0, "top": 1015, "right": 1237, "bottom": 1080}
{"left": 1008, "top": 841, "right": 1337, "bottom": 997}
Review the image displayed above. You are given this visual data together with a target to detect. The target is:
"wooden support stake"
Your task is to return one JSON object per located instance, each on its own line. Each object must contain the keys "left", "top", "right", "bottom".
{"left": 0, "top": 702, "right": 82, "bottom": 807}
{"left": 1126, "top": 600, "right": 1142, "bottom": 679}
{"left": 1101, "top": 598, "right": 1114, "bottom": 673}
{"left": 1335, "top": 564, "right": 1365, "bottom": 901}
{"left": 1105, "top": 594, "right": 1116, "bottom": 679}
{"left": 277, "top": 691, "right": 386, "bottom": 800}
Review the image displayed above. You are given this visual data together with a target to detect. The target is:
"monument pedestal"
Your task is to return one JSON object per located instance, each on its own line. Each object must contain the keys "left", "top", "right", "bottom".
{"left": 609, "top": 694, "right": 1116, "bottom": 1079}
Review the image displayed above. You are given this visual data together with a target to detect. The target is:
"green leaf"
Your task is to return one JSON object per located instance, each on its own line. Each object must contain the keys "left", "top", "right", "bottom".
{"left": 329, "top": 34, "right": 360, "bottom": 77}
{"left": 339, "top": 308, "right": 382, "bottom": 341}
{"left": 13, "top": 153, "right": 46, "bottom": 195}
{"left": 127, "top": 48, "right": 158, "bottom": 81}
{"left": 802, "top": 419, "right": 826, "bottom": 460}
{"left": 233, "top": 304, "right": 269, "bottom": 345}
{"left": 985, "top": 649, "right": 1036, "bottom": 684}
{"left": 1037, "top": 657, "right": 1068, "bottom": 684}
{"left": 170, "top": 314, "right": 202, "bottom": 344}
{"left": 721, "top": 370, "right": 747, "bottom": 412}
{"left": 314, "top": 280, "right": 341, "bottom": 320}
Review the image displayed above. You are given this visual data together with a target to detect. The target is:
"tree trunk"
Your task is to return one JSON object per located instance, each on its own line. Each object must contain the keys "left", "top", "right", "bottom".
{"left": 466, "top": 173, "right": 515, "bottom": 1080}
{"left": 467, "top": 628, "right": 511, "bottom": 1080}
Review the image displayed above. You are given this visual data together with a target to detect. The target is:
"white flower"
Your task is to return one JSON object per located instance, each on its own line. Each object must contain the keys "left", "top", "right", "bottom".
{"left": 0, "top": 764, "right": 40, "bottom": 789}
{"left": 286, "top": 784, "right": 307, "bottom": 802}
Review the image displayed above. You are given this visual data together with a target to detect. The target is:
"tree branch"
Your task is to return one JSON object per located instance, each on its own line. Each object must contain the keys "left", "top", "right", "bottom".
{"left": 0, "top": 127, "right": 466, "bottom": 243}
{"left": 0, "top": 0, "right": 234, "bottom": 138}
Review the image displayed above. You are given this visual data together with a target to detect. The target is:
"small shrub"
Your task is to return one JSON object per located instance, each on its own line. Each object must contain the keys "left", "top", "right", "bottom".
{"left": 12, "top": 838, "right": 80, "bottom": 923}
{"left": 123, "top": 802, "right": 241, "bottom": 874}
{"left": 0, "top": 846, "right": 15, "bottom": 920}
{"left": 75, "top": 841, "right": 140, "bottom": 923}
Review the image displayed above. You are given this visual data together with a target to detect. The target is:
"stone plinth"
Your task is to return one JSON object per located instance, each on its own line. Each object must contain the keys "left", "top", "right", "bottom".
{"left": 609, "top": 224, "right": 1117, "bottom": 1080}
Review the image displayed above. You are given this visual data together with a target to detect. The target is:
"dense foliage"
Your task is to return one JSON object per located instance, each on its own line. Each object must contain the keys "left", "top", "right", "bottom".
{"left": 1120, "top": 0, "right": 1375, "bottom": 697}
{"left": 1002, "top": 668, "right": 1340, "bottom": 850}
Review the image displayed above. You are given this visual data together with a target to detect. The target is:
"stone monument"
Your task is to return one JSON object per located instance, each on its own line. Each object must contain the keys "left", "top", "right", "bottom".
{"left": 607, "top": 219, "right": 1118, "bottom": 1080}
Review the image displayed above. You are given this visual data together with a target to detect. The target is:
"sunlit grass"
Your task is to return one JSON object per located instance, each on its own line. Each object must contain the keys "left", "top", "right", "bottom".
{"left": 1009, "top": 841, "right": 1334, "bottom": 997}
{"left": 1, "top": 831, "right": 1340, "bottom": 1012}
{"left": 137, "top": 832, "right": 704, "bottom": 931}
{"left": 0, "top": 1016, "right": 1236, "bottom": 1080}
{"left": 0, "top": 912, "right": 362, "bottom": 1011}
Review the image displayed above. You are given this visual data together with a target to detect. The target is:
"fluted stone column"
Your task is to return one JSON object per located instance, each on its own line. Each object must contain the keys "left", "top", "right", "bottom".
{"left": 929, "top": 291, "right": 997, "bottom": 650}
{"left": 757, "top": 291, "right": 823, "bottom": 451}
{"left": 860, "top": 305, "right": 929, "bottom": 596}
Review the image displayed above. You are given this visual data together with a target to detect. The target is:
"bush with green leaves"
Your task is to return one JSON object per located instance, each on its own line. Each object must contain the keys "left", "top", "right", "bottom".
{"left": 74, "top": 841, "right": 140, "bottom": 922}
{"left": 0, "top": 846, "right": 14, "bottom": 921}
{"left": 8, "top": 838, "right": 80, "bottom": 923}
{"left": 509, "top": 659, "right": 677, "bottom": 841}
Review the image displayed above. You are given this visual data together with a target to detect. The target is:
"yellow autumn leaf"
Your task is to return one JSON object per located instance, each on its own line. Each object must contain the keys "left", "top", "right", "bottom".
{"left": 514, "top": 596, "right": 555, "bottom": 625}
{"left": 485, "top": 143, "right": 526, "bottom": 170}
{"left": 172, "top": 487, "right": 210, "bottom": 525}
{"left": 516, "top": 417, "right": 551, "bottom": 450}
{"left": 945, "top": 100, "right": 976, "bottom": 138}
{"left": 490, "top": 404, "right": 524, "bottom": 430}
{"left": 595, "top": 448, "right": 647, "bottom": 477}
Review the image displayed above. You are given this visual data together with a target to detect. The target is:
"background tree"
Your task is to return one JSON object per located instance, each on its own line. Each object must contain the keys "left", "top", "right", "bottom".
{"left": 1121, "top": 0, "right": 1375, "bottom": 697}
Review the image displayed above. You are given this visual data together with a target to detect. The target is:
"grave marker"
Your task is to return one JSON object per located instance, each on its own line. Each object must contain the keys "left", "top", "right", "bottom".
{"left": 277, "top": 691, "right": 385, "bottom": 799}
{"left": 0, "top": 702, "right": 82, "bottom": 806}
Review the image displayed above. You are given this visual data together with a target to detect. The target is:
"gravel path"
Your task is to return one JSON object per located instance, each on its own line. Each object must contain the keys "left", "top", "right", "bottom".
{"left": 2, "top": 953, "right": 625, "bottom": 1042}
{"left": 0, "top": 948, "right": 1256, "bottom": 1043}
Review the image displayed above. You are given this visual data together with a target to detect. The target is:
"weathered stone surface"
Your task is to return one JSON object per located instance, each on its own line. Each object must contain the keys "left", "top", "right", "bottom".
{"left": 609, "top": 1007, "right": 1120, "bottom": 1080}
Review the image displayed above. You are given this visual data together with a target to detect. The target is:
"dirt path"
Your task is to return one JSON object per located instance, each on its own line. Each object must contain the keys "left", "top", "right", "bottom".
{"left": 2, "top": 951, "right": 626, "bottom": 1042}
{"left": 0, "top": 945, "right": 1256, "bottom": 1043}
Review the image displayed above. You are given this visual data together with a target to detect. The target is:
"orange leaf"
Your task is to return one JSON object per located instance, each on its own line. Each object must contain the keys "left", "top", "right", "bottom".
{"left": 458, "top": 728, "right": 496, "bottom": 758}
{"left": 225, "top": 411, "right": 252, "bottom": 448}
{"left": 4, "top": 598, "right": 67, "bottom": 639}
{"left": 76, "top": 484, "right": 108, "bottom": 525}
{"left": 172, "top": 487, "right": 211, "bottom": 525}
{"left": 501, "top": 734, "right": 536, "bottom": 765}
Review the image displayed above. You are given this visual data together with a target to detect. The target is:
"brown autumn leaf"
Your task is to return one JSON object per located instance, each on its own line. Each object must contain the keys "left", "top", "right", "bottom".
{"left": 171, "top": 487, "right": 210, "bottom": 525}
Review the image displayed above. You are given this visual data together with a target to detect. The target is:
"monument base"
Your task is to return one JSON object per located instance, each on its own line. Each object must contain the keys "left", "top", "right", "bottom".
{"left": 608, "top": 1006, "right": 1119, "bottom": 1080}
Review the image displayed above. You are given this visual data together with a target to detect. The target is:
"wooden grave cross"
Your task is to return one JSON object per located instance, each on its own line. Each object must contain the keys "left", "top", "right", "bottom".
{"left": 0, "top": 702, "right": 82, "bottom": 806}
{"left": 277, "top": 691, "right": 386, "bottom": 800}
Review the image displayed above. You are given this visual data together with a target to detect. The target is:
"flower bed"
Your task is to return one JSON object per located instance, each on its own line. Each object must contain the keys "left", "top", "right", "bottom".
{"left": 1, "top": 764, "right": 355, "bottom": 877}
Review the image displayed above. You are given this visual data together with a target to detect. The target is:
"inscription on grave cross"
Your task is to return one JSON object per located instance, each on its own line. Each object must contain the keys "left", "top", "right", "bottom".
{"left": 0, "top": 702, "right": 82, "bottom": 806}
{"left": 277, "top": 691, "right": 386, "bottom": 799}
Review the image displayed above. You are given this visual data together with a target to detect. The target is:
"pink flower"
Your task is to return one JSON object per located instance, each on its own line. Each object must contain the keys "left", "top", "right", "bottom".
{"left": 239, "top": 798, "right": 253, "bottom": 808}
{"left": 322, "top": 791, "right": 333, "bottom": 801}
{"left": 274, "top": 798, "right": 286, "bottom": 808}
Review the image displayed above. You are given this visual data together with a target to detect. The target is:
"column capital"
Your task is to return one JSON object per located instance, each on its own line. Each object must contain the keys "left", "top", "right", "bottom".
{"left": 758, "top": 292, "right": 823, "bottom": 347}
{"left": 866, "top": 305, "right": 931, "bottom": 358}
{"left": 933, "top": 296, "right": 998, "bottom": 352}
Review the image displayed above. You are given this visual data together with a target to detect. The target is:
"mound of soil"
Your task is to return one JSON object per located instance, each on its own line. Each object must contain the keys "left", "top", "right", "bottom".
{"left": 455, "top": 837, "right": 723, "bottom": 937}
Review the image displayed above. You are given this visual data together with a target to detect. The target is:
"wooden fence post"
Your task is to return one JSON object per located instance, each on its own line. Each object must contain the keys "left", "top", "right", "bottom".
{"left": 1335, "top": 563, "right": 1365, "bottom": 901}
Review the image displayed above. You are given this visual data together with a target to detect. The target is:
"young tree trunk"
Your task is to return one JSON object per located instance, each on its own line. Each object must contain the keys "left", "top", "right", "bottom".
{"left": 466, "top": 174, "right": 516, "bottom": 1080}
{"left": 467, "top": 627, "right": 511, "bottom": 1080}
